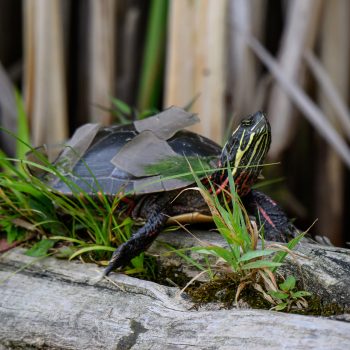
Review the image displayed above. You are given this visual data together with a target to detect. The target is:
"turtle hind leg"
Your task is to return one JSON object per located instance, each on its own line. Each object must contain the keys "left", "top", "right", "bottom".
{"left": 242, "top": 189, "right": 298, "bottom": 242}
{"left": 102, "top": 210, "right": 168, "bottom": 277}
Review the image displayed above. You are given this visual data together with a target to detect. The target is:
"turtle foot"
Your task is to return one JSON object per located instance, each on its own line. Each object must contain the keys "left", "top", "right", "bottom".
{"left": 243, "top": 189, "right": 298, "bottom": 243}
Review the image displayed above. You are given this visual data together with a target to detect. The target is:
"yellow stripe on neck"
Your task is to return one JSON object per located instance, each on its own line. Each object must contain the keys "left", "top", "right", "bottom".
{"left": 232, "top": 131, "right": 255, "bottom": 177}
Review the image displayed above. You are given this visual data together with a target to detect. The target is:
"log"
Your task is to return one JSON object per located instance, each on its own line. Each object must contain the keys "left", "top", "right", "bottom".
{"left": 0, "top": 239, "right": 350, "bottom": 349}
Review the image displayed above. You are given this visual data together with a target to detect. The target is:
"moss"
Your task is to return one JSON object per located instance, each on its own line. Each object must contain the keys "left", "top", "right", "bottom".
{"left": 151, "top": 263, "right": 193, "bottom": 287}
{"left": 293, "top": 295, "right": 348, "bottom": 316}
{"left": 187, "top": 279, "right": 349, "bottom": 315}
{"left": 152, "top": 265, "right": 349, "bottom": 315}
{"left": 186, "top": 276, "right": 271, "bottom": 309}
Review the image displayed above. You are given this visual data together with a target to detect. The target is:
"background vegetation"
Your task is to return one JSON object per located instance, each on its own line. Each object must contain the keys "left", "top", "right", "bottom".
{"left": 0, "top": 0, "right": 349, "bottom": 245}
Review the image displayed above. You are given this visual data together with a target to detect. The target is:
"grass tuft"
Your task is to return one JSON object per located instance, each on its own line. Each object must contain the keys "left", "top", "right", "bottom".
{"left": 0, "top": 145, "right": 145, "bottom": 273}
{"left": 168, "top": 161, "right": 310, "bottom": 310}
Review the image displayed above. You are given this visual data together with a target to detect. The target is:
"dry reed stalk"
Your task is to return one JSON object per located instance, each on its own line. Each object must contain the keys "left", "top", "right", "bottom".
{"left": 305, "top": 51, "right": 350, "bottom": 140}
{"left": 314, "top": 0, "right": 350, "bottom": 245}
{"left": 87, "top": 0, "right": 117, "bottom": 125}
{"left": 23, "top": 0, "right": 68, "bottom": 146}
{"left": 228, "top": 0, "right": 266, "bottom": 117}
{"left": 267, "top": 0, "right": 322, "bottom": 159}
{"left": 115, "top": 4, "right": 142, "bottom": 105}
{"left": 0, "top": 63, "right": 17, "bottom": 155}
{"left": 241, "top": 31, "right": 350, "bottom": 169}
{"left": 164, "top": 0, "right": 227, "bottom": 143}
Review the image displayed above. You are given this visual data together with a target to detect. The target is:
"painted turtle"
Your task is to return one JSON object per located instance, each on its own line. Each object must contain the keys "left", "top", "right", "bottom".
{"left": 34, "top": 107, "right": 296, "bottom": 276}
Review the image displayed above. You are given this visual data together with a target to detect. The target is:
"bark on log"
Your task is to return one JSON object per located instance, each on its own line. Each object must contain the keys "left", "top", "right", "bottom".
{"left": 0, "top": 240, "right": 349, "bottom": 349}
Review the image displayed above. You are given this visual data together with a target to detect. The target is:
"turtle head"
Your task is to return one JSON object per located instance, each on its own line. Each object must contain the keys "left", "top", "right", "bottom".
{"left": 215, "top": 111, "right": 271, "bottom": 196}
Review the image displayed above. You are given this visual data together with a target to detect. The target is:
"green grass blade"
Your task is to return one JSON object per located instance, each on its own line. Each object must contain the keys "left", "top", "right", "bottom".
{"left": 193, "top": 246, "right": 237, "bottom": 270}
{"left": 50, "top": 236, "right": 86, "bottom": 245}
{"left": 25, "top": 239, "right": 56, "bottom": 257}
{"left": 14, "top": 90, "right": 30, "bottom": 160}
{"left": 165, "top": 245, "right": 207, "bottom": 272}
{"left": 271, "top": 232, "right": 306, "bottom": 272}
{"left": 241, "top": 261, "right": 282, "bottom": 270}
{"left": 238, "top": 249, "right": 276, "bottom": 262}
{"left": 137, "top": 0, "right": 168, "bottom": 110}
{"left": 69, "top": 245, "right": 116, "bottom": 260}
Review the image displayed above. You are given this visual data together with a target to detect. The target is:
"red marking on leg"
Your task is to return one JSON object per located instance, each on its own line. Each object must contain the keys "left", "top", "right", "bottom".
{"left": 258, "top": 205, "right": 276, "bottom": 228}
{"left": 267, "top": 197, "right": 277, "bottom": 206}
{"left": 120, "top": 196, "right": 136, "bottom": 216}
{"left": 235, "top": 171, "right": 255, "bottom": 197}
{"left": 205, "top": 172, "right": 227, "bottom": 195}
{"left": 120, "top": 196, "right": 135, "bottom": 205}
{"left": 202, "top": 178, "right": 212, "bottom": 193}
{"left": 215, "top": 177, "right": 229, "bottom": 194}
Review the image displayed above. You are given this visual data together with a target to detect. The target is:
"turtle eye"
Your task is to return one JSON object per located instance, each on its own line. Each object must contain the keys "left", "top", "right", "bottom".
{"left": 241, "top": 119, "right": 252, "bottom": 127}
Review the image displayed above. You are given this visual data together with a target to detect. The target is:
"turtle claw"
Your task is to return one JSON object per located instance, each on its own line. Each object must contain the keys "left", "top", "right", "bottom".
{"left": 103, "top": 243, "right": 130, "bottom": 276}
{"left": 314, "top": 235, "right": 334, "bottom": 246}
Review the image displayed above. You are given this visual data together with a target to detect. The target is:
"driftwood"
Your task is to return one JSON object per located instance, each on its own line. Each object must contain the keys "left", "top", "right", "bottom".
{"left": 0, "top": 233, "right": 350, "bottom": 349}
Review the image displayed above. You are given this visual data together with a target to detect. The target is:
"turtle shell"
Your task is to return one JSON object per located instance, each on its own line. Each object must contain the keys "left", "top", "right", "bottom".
{"left": 38, "top": 107, "right": 221, "bottom": 196}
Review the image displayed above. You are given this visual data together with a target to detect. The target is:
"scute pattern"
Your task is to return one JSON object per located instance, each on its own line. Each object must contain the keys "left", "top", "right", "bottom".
{"left": 46, "top": 108, "right": 221, "bottom": 195}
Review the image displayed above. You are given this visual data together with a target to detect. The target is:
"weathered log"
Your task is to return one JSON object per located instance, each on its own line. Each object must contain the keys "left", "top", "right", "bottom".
{"left": 0, "top": 241, "right": 349, "bottom": 349}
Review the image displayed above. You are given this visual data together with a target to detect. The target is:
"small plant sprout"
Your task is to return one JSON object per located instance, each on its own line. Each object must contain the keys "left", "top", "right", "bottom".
{"left": 267, "top": 276, "right": 311, "bottom": 311}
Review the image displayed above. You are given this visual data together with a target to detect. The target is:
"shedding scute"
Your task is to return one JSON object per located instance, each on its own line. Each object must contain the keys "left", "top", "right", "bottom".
{"left": 134, "top": 106, "right": 199, "bottom": 140}
{"left": 58, "top": 123, "right": 101, "bottom": 171}
{"left": 38, "top": 107, "right": 221, "bottom": 196}
{"left": 110, "top": 130, "right": 179, "bottom": 177}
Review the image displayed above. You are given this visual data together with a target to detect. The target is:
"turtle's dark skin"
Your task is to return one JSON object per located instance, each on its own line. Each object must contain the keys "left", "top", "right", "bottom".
{"left": 35, "top": 107, "right": 297, "bottom": 276}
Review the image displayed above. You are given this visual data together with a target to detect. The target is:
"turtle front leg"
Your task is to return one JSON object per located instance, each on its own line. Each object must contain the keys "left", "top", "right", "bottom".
{"left": 242, "top": 189, "right": 298, "bottom": 242}
{"left": 103, "top": 210, "right": 168, "bottom": 277}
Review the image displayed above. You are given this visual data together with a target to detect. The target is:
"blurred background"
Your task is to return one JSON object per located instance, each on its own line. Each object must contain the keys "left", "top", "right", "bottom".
{"left": 0, "top": 0, "right": 349, "bottom": 245}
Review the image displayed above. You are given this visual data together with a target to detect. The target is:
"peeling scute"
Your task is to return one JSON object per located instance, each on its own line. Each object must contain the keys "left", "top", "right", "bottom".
{"left": 111, "top": 130, "right": 179, "bottom": 177}
{"left": 32, "top": 108, "right": 221, "bottom": 196}
{"left": 134, "top": 106, "right": 199, "bottom": 140}
{"left": 26, "top": 144, "right": 65, "bottom": 177}
{"left": 56, "top": 123, "right": 101, "bottom": 172}
{"left": 133, "top": 175, "right": 194, "bottom": 194}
